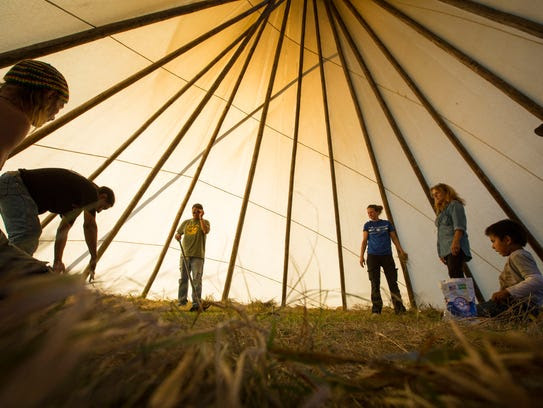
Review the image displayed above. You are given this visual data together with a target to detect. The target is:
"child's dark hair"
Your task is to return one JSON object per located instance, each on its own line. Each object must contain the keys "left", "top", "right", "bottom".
{"left": 485, "top": 219, "right": 527, "bottom": 246}
{"left": 367, "top": 204, "right": 383, "bottom": 213}
{"left": 193, "top": 203, "right": 203, "bottom": 210}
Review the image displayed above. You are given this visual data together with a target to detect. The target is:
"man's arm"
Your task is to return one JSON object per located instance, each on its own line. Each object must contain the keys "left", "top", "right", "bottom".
{"left": 83, "top": 210, "right": 98, "bottom": 274}
{"left": 198, "top": 209, "right": 210, "bottom": 234}
{"left": 54, "top": 219, "right": 72, "bottom": 273}
{"left": 200, "top": 218, "right": 210, "bottom": 234}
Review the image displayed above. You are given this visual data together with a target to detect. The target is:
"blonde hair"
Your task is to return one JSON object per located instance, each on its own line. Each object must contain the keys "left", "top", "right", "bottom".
{"left": 1, "top": 82, "right": 62, "bottom": 127}
{"left": 28, "top": 89, "right": 63, "bottom": 127}
{"left": 430, "top": 183, "right": 465, "bottom": 214}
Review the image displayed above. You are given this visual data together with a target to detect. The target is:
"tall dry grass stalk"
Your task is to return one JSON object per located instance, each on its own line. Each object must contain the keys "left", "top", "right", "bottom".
{"left": 1, "top": 274, "right": 542, "bottom": 407}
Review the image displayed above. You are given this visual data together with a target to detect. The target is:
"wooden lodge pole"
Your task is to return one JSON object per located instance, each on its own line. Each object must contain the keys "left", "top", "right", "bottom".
{"left": 0, "top": 0, "right": 243, "bottom": 68}
{"left": 281, "top": 0, "right": 308, "bottom": 307}
{"left": 9, "top": 0, "right": 272, "bottom": 158}
{"left": 82, "top": 2, "right": 277, "bottom": 280}
{"left": 372, "top": 0, "right": 543, "bottom": 121}
{"left": 332, "top": 0, "right": 485, "bottom": 302}
{"left": 327, "top": 0, "right": 417, "bottom": 308}
{"left": 438, "top": 0, "right": 543, "bottom": 39}
{"left": 313, "top": 0, "right": 348, "bottom": 310}
{"left": 222, "top": 0, "right": 290, "bottom": 301}
{"left": 342, "top": 0, "right": 543, "bottom": 263}
{"left": 141, "top": 1, "right": 278, "bottom": 298}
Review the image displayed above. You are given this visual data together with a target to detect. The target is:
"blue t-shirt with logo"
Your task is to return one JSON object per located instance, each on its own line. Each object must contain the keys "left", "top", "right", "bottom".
{"left": 364, "top": 219, "right": 395, "bottom": 256}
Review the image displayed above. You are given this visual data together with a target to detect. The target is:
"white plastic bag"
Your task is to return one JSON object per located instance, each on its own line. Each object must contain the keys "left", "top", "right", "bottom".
{"left": 440, "top": 278, "right": 477, "bottom": 318}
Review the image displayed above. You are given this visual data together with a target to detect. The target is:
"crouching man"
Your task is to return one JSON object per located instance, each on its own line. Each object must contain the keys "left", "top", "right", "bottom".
{"left": 0, "top": 168, "right": 114, "bottom": 276}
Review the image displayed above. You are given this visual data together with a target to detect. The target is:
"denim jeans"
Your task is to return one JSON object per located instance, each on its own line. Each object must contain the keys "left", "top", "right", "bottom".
{"left": 0, "top": 171, "right": 41, "bottom": 255}
{"left": 0, "top": 229, "right": 50, "bottom": 277}
{"left": 178, "top": 256, "right": 204, "bottom": 306}
{"left": 367, "top": 254, "right": 405, "bottom": 313}
{"left": 477, "top": 297, "right": 540, "bottom": 318}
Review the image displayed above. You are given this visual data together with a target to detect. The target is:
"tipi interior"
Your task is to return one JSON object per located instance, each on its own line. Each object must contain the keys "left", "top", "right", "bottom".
{"left": 1, "top": 0, "right": 542, "bottom": 309}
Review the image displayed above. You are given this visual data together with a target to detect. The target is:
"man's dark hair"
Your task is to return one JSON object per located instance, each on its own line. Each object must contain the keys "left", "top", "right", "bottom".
{"left": 98, "top": 186, "right": 115, "bottom": 206}
{"left": 485, "top": 219, "right": 527, "bottom": 246}
{"left": 192, "top": 203, "right": 203, "bottom": 210}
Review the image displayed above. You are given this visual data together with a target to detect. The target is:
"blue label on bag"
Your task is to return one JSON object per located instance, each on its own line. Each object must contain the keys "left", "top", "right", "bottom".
{"left": 447, "top": 296, "right": 476, "bottom": 317}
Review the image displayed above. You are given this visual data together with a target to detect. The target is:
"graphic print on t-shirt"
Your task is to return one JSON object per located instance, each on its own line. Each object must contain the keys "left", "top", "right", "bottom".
{"left": 185, "top": 223, "right": 199, "bottom": 235}
{"left": 364, "top": 220, "right": 394, "bottom": 256}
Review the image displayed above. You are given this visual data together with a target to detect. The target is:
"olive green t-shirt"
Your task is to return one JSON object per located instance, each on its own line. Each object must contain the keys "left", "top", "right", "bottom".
{"left": 177, "top": 218, "right": 210, "bottom": 258}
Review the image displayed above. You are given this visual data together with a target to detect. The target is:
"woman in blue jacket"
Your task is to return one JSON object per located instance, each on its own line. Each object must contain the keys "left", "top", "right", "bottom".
{"left": 430, "top": 183, "right": 471, "bottom": 278}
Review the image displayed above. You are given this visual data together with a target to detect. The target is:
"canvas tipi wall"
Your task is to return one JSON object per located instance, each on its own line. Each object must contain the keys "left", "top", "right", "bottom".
{"left": 1, "top": 0, "right": 542, "bottom": 308}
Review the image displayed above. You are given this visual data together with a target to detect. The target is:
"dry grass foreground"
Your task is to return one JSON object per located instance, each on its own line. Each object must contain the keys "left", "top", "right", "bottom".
{"left": 1, "top": 272, "right": 543, "bottom": 407}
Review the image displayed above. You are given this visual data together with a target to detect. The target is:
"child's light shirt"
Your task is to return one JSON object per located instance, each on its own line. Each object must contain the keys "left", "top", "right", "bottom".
{"left": 500, "top": 248, "right": 543, "bottom": 305}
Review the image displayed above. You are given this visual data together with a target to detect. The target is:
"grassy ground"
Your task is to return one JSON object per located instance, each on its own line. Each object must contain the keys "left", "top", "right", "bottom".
{"left": 1, "top": 273, "right": 542, "bottom": 407}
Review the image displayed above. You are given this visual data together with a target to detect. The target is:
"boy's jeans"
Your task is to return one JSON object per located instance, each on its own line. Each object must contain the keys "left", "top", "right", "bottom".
{"left": 477, "top": 297, "right": 539, "bottom": 318}
{"left": 178, "top": 256, "right": 204, "bottom": 306}
{"left": 0, "top": 171, "right": 41, "bottom": 255}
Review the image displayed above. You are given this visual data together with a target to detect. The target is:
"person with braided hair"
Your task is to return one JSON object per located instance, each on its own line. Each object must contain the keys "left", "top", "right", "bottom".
{"left": 0, "top": 60, "right": 69, "bottom": 277}
{"left": 0, "top": 59, "right": 69, "bottom": 169}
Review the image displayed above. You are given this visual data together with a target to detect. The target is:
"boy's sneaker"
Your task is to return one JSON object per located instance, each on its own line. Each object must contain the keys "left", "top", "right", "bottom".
{"left": 178, "top": 301, "right": 187, "bottom": 306}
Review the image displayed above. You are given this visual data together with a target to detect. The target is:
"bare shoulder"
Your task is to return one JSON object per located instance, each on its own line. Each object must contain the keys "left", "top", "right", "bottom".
{"left": 0, "top": 99, "right": 31, "bottom": 151}
{"left": 0, "top": 99, "right": 30, "bottom": 169}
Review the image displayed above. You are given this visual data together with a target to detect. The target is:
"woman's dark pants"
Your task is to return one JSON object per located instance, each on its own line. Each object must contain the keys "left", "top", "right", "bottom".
{"left": 367, "top": 254, "right": 406, "bottom": 314}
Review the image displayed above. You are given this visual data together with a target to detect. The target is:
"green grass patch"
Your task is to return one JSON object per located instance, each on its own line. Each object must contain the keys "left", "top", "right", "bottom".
{"left": 1, "top": 273, "right": 542, "bottom": 407}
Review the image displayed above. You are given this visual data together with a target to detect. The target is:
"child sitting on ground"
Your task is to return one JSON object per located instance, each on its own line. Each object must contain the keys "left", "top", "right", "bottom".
{"left": 477, "top": 219, "right": 543, "bottom": 318}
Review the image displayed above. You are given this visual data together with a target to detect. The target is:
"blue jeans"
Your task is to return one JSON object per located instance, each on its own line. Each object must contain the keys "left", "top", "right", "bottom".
{"left": 0, "top": 229, "right": 50, "bottom": 277}
{"left": 178, "top": 256, "right": 204, "bottom": 306}
{"left": 0, "top": 171, "right": 41, "bottom": 255}
{"left": 477, "top": 298, "right": 539, "bottom": 318}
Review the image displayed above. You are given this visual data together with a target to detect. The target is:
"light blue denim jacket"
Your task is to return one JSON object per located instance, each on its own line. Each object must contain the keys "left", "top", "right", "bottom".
{"left": 435, "top": 200, "right": 471, "bottom": 260}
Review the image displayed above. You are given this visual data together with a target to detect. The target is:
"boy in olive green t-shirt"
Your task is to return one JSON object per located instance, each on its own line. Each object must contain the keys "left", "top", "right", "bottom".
{"left": 175, "top": 203, "right": 210, "bottom": 311}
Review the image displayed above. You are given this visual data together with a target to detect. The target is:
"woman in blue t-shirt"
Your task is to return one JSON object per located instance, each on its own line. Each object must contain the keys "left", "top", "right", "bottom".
{"left": 360, "top": 204, "right": 408, "bottom": 314}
